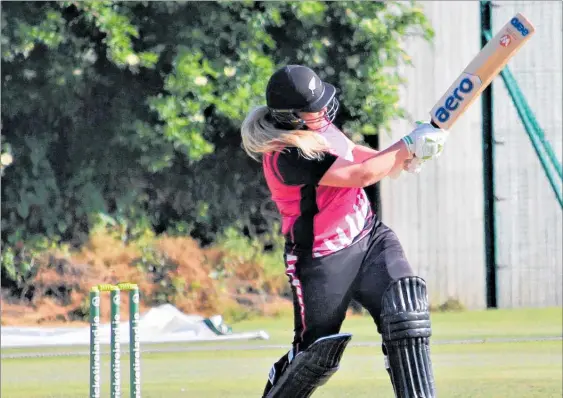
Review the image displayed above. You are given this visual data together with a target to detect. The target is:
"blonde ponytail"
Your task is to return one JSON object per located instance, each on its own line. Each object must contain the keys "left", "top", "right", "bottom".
{"left": 240, "top": 106, "right": 330, "bottom": 161}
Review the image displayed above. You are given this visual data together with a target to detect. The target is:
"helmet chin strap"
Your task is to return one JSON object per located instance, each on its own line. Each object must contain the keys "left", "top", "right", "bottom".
{"left": 320, "top": 115, "right": 333, "bottom": 132}
{"left": 307, "top": 115, "right": 332, "bottom": 133}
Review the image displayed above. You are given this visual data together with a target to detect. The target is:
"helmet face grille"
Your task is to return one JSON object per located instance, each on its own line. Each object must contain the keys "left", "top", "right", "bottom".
{"left": 269, "top": 96, "right": 340, "bottom": 130}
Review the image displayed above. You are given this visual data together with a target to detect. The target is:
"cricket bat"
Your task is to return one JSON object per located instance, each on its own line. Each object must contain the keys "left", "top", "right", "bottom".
{"left": 392, "top": 12, "right": 536, "bottom": 178}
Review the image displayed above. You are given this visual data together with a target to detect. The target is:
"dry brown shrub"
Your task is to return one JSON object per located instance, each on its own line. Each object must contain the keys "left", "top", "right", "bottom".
{"left": 231, "top": 259, "right": 264, "bottom": 283}
{"left": 151, "top": 235, "right": 220, "bottom": 316}
{"left": 1, "top": 229, "right": 289, "bottom": 326}
{"left": 155, "top": 236, "right": 212, "bottom": 287}
{"left": 261, "top": 296, "right": 293, "bottom": 318}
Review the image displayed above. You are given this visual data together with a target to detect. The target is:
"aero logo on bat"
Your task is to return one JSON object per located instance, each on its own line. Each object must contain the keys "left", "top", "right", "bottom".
{"left": 434, "top": 74, "right": 481, "bottom": 124}
{"left": 510, "top": 17, "right": 530, "bottom": 37}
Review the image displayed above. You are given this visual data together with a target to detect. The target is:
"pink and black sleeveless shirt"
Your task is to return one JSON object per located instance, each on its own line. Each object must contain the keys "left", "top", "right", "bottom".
{"left": 262, "top": 125, "right": 374, "bottom": 258}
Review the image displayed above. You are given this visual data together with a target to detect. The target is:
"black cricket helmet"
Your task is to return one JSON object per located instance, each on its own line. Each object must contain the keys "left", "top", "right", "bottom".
{"left": 265, "top": 65, "right": 339, "bottom": 130}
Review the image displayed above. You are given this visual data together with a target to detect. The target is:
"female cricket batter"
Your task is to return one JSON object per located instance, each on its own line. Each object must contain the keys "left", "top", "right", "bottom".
{"left": 241, "top": 65, "right": 447, "bottom": 398}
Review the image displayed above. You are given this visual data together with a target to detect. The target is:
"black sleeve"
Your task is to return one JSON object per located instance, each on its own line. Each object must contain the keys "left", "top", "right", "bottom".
{"left": 276, "top": 147, "right": 338, "bottom": 186}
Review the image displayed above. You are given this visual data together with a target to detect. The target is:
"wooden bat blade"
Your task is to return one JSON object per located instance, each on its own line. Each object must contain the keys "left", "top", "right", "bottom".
{"left": 430, "top": 12, "right": 536, "bottom": 130}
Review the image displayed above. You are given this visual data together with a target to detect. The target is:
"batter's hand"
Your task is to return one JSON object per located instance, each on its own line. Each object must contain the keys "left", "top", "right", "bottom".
{"left": 403, "top": 157, "right": 425, "bottom": 174}
{"left": 401, "top": 122, "right": 449, "bottom": 160}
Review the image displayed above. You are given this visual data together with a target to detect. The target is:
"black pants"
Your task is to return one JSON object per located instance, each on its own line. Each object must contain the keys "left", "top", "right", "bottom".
{"left": 263, "top": 218, "right": 418, "bottom": 396}
{"left": 286, "top": 217, "right": 413, "bottom": 354}
{"left": 263, "top": 218, "right": 415, "bottom": 395}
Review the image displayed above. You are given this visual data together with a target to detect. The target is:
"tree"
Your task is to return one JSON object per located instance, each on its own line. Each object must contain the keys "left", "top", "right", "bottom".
{"left": 1, "top": 1, "right": 433, "bottom": 287}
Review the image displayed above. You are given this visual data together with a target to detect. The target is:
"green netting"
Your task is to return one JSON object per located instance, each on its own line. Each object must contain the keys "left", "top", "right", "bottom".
{"left": 484, "top": 29, "right": 562, "bottom": 207}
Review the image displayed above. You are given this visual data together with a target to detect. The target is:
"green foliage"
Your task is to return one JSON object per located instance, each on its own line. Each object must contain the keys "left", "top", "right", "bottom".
{"left": 69, "top": 1, "right": 158, "bottom": 69}
{"left": 133, "top": 243, "right": 180, "bottom": 306}
{"left": 212, "top": 223, "right": 285, "bottom": 282}
{"left": 1, "top": 234, "right": 70, "bottom": 290}
{"left": 1, "top": 1, "right": 434, "bottom": 289}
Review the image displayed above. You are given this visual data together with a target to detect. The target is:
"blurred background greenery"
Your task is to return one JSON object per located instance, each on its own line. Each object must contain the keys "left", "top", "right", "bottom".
{"left": 1, "top": 1, "right": 433, "bottom": 322}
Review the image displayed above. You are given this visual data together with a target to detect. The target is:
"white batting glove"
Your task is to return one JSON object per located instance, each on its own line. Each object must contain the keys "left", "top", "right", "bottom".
{"left": 401, "top": 122, "right": 449, "bottom": 160}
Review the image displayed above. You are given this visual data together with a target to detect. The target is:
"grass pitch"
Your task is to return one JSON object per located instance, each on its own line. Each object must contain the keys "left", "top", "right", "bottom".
{"left": 2, "top": 307, "right": 562, "bottom": 398}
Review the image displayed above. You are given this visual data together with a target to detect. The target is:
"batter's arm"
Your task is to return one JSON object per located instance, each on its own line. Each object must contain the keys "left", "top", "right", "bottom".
{"left": 335, "top": 130, "right": 380, "bottom": 161}
{"left": 352, "top": 144, "right": 379, "bottom": 161}
{"left": 340, "top": 130, "right": 407, "bottom": 177}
